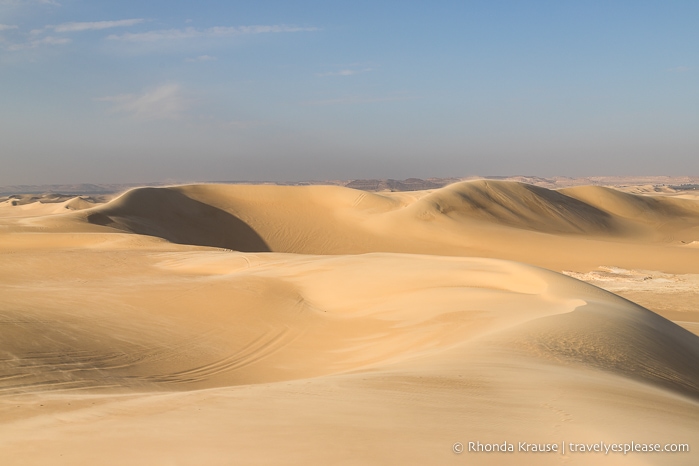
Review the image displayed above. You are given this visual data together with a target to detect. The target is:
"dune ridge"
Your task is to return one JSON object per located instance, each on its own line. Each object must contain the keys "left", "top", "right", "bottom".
{"left": 50, "top": 180, "right": 699, "bottom": 273}
{"left": 80, "top": 180, "right": 699, "bottom": 246}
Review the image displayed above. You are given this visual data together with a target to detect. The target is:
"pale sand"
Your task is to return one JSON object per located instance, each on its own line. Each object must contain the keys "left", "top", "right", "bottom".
{"left": 1, "top": 180, "right": 698, "bottom": 465}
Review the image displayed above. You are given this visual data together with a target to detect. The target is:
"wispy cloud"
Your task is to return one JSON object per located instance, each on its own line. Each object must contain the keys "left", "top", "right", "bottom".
{"left": 107, "top": 25, "right": 318, "bottom": 42}
{"left": 3, "top": 18, "right": 143, "bottom": 51}
{"left": 95, "top": 84, "right": 189, "bottom": 120}
{"left": 303, "top": 94, "right": 417, "bottom": 106}
{"left": 225, "top": 119, "right": 267, "bottom": 129}
{"left": 0, "top": 0, "right": 60, "bottom": 5}
{"left": 316, "top": 68, "right": 372, "bottom": 77}
{"left": 0, "top": 20, "right": 72, "bottom": 51}
{"left": 6, "top": 35, "right": 71, "bottom": 51}
{"left": 185, "top": 54, "right": 217, "bottom": 62}
{"left": 667, "top": 66, "right": 690, "bottom": 73}
{"left": 50, "top": 19, "right": 144, "bottom": 33}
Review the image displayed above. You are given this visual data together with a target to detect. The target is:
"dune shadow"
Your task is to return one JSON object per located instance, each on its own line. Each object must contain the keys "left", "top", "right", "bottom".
{"left": 507, "top": 301, "right": 699, "bottom": 401}
{"left": 87, "top": 188, "right": 270, "bottom": 252}
{"left": 441, "top": 180, "right": 618, "bottom": 234}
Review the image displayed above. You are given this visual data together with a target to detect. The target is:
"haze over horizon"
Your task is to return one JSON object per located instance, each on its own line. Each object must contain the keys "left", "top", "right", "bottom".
{"left": 1, "top": 0, "right": 697, "bottom": 186}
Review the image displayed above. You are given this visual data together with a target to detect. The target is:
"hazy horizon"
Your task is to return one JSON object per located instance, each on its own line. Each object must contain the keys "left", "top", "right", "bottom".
{"left": 1, "top": 1, "right": 697, "bottom": 186}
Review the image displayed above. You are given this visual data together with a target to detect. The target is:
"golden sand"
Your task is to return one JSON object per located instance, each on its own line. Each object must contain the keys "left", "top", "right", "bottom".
{"left": 1, "top": 180, "right": 698, "bottom": 465}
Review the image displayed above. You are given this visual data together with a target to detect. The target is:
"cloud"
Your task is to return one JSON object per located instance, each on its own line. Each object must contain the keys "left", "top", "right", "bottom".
{"left": 35, "top": 36, "right": 70, "bottom": 45}
{"left": 303, "top": 95, "right": 416, "bottom": 106}
{"left": 317, "top": 68, "right": 372, "bottom": 77}
{"left": 95, "top": 84, "right": 189, "bottom": 120}
{"left": 3, "top": 18, "right": 143, "bottom": 50}
{"left": 185, "top": 54, "right": 217, "bottom": 62}
{"left": 0, "top": 20, "right": 73, "bottom": 50}
{"left": 0, "top": 0, "right": 60, "bottom": 5}
{"left": 5, "top": 35, "right": 71, "bottom": 50}
{"left": 50, "top": 19, "right": 144, "bottom": 33}
{"left": 20, "top": 19, "right": 144, "bottom": 39}
{"left": 107, "top": 24, "right": 318, "bottom": 42}
{"left": 224, "top": 120, "right": 267, "bottom": 129}
{"left": 667, "top": 66, "right": 690, "bottom": 73}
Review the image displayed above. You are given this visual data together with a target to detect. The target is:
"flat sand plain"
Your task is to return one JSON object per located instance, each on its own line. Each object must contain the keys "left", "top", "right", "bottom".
{"left": 1, "top": 180, "right": 699, "bottom": 465}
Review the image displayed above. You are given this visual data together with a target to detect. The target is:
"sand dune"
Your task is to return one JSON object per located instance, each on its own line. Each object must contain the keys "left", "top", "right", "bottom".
{"left": 561, "top": 185, "right": 699, "bottom": 236}
{"left": 80, "top": 180, "right": 699, "bottom": 239}
{"left": 10, "top": 251, "right": 698, "bottom": 395}
{"left": 47, "top": 180, "right": 699, "bottom": 272}
{"left": 0, "top": 195, "right": 100, "bottom": 218}
{"left": 85, "top": 187, "right": 271, "bottom": 252}
{"left": 2, "top": 181, "right": 699, "bottom": 465}
{"left": 404, "top": 181, "right": 622, "bottom": 234}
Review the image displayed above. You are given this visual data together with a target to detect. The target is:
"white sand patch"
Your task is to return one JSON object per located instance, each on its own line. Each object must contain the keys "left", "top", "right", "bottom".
{"left": 561, "top": 266, "right": 699, "bottom": 294}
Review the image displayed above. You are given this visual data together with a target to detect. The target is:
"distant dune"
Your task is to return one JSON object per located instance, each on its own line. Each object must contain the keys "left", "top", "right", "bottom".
{"left": 51, "top": 180, "right": 699, "bottom": 272}
{"left": 3, "top": 174, "right": 698, "bottom": 196}
{"left": 1, "top": 180, "right": 698, "bottom": 465}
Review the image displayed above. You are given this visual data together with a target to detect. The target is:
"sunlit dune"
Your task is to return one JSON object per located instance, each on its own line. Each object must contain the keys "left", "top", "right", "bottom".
{"left": 13, "top": 180, "right": 695, "bottom": 272}
{"left": 1, "top": 181, "right": 698, "bottom": 465}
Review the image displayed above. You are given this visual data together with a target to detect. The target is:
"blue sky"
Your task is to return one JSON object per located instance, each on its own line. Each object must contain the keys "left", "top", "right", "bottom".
{"left": 1, "top": 1, "right": 697, "bottom": 185}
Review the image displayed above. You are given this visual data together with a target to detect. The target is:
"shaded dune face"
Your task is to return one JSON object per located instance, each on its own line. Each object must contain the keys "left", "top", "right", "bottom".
{"left": 86, "top": 187, "right": 270, "bottom": 252}
{"left": 560, "top": 185, "right": 699, "bottom": 220}
{"left": 407, "top": 181, "right": 620, "bottom": 234}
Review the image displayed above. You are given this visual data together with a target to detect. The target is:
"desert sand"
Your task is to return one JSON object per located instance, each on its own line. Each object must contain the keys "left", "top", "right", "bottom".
{"left": 1, "top": 180, "right": 698, "bottom": 465}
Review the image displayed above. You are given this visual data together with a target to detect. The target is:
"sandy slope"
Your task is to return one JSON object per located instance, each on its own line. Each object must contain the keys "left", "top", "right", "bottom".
{"left": 1, "top": 180, "right": 699, "bottom": 465}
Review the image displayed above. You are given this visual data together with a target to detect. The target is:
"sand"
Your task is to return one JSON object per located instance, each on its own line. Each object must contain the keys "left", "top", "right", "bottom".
{"left": 1, "top": 180, "right": 698, "bottom": 465}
